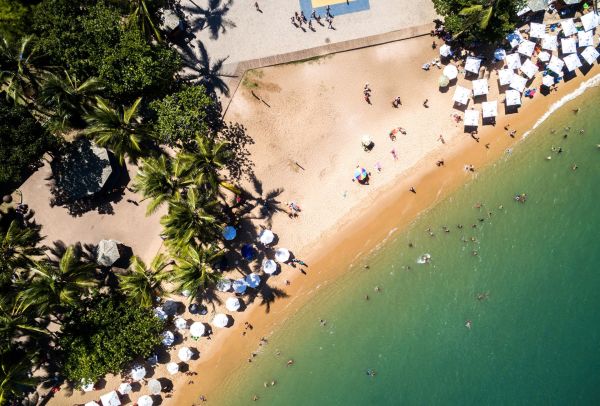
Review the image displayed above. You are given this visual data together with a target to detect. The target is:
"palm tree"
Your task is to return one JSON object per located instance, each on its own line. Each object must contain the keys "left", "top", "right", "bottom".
{"left": 17, "top": 245, "right": 97, "bottom": 316}
{"left": 84, "top": 97, "right": 147, "bottom": 164}
{"left": 126, "top": 0, "right": 162, "bottom": 42}
{"left": 457, "top": 3, "right": 495, "bottom": 33}
{"left": 132, "top": 154, "right": 201, "bottom": 215}
{"left": 0, "top": 221, "right": 44, "bottom": 285}
{"left": 39, "top": 71, "right": 104, "bottom": 130}
{"left": 118, "top": 254, "right": 170, "bottom": 307}
{"left": 172, "top": 243, "right": 223, "bottom": 301}
{"left": 160, "top": 188, "right": 221, "bottom": 249}
{"left": 0, "top": 348, "right": 38, "bottom": 405}
{"left": 0, "top": 296, "right": 49, "bottom": 344}
{"left": 181, "top": 41, "right": 234, "bottom": 96}
{"left": 0, "top": 36, "right": 49, "bottom": 106}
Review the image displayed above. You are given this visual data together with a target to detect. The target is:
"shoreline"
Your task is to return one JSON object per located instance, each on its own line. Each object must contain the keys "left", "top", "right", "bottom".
{"left": 174, "top": 68, "right": 600, "bottom": 404}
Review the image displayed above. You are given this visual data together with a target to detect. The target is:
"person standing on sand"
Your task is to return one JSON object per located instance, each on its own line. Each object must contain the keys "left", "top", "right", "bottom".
{"left": 391, "top": 148, "right": 398, "bottom": 160}
{"left": 423, "top": 99, "right": 429, "bottom": 108}
{"left": 409, "top": 187, "right": 416, "bottom": 194}
{"left": 438, "top": 134, "right": 445, "bottom": 144}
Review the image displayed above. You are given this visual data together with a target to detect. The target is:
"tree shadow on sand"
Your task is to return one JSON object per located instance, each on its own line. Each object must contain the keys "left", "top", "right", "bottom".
{"left": 183, "top": 0, "right": 236, "bottom": 40}
{"left": 233, "top": 174, "right": 285, "bottom": 228}
{"left": 220, "top": 122, "right": 254, "bottom": 181}
{"left": 244, "top": 279, "right": 288, "bottom": 314}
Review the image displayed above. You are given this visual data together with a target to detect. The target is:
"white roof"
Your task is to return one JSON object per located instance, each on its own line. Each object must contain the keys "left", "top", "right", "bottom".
{"left": 443, "top": 64, "right": 458, "bottom": 80}
{"left": 213, "top": 313, "right": 229, "bottom": 328}
{"left": 464, "top": 57, "right": 482, "bottom": 74}
{"left": 100, "top": 391, "right": 121, "bottom": 406}
{"left": 505, "top": 89, "right": 522, "bottom": 106}
{"left": 190, "top": 321, "right": 205, "bottom": 337}
{"left": 482, "top": 101, "right": 498, "bottom": 118}
{"left": 472, "top": 79, "right": 489, "bottom": 96}
{"left": 452, "top": 86, "right": 471, "bottom": 105}
{"left": 505, "top": 53, "right": 522, "bottom": 70}
{"left": 178, "top": 346, "right": 193, "bottom": 361}
{"left": 563, "top": 53, "right": 582, "bottom": 71}
{"left": 498, "top": 69, "right": 514, "bottom": 86}
{"left": 520, "top": 59, "right": 539, "bottom": 79}
{"left": 581, "top": 46, "right": 600, "bottom": 65}
{"left": 538, "top": 51, "right": 551, "bottom": 62}
{"left": 561, "top": 37, "right": 577, "bottom": 54}
{"left": 529, "top": 22, "right": 546, "bottom": 38}
{"left": 542, "top": 75, "right": 555, "bottom": 87}
{"left": 439, "top": 44, "right": 452, "bottom": 57}
{"left": 580, "top": 11, "right": 599, "bottom": 32}
{"left": 464, "top": 110, "right": 479, "bottom": 127}
{"left": 225, "top": 297, "right": 241, "bottom": 312}
{"left": 561, "top": 18, "right": 577, "bottom": 36}
{"left": 547, "top": 56, "right": 565, "bottom": 73}
{"left": 509, "top": 75, "right": 528, "bottom": 93}
{"left": 542, "top": 35, "right": 558, "bottom": 51}
{"left": 577, "top": 30, "right": 594, "bottom": 48}
{"left": 517, "top": 40, "right": 536, "bottom": 57}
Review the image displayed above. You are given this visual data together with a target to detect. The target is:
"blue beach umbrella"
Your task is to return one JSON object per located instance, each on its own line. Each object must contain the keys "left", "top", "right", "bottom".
{"left": 241, "top": 244, "right": 255, "bottom": 260}
{"left": 222, "top": 225, "right": 237, "bottom": 241}
{"left": 354, "top": 167, "right": 368, "bottom": 181}
{"left": 494, "top": 48, "right": 507, "bottom": 61}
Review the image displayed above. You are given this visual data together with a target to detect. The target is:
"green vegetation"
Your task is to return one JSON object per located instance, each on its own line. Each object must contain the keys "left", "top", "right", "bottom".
{"left": 118, "top": 254, "right": 170, "bottom": 307}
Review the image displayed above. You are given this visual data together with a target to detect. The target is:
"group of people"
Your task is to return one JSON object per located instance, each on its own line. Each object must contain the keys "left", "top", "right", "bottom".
{"left": 291, "top": 6, "right": 335, "bottom": 31}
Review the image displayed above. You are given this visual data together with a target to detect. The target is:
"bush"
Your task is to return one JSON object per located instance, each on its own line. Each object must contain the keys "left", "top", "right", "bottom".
{"left": 0, "top": 0, "right": 30, "bottom": 41}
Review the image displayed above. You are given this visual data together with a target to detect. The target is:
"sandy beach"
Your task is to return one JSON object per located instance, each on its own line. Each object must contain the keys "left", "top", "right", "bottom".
{"left": 50, "top": 32, "right": 600, "bottom": 406}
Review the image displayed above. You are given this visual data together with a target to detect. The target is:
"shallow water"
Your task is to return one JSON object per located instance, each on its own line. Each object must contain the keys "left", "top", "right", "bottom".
{"left": 217, "top": 86, "right": 600, "bottom": 405}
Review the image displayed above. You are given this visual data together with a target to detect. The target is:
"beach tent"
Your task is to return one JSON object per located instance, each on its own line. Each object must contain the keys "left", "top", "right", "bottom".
{"left": 167, "top": 362, "right": 179, "bottom": 375}
{"left": 439, "top": 44, "right": 452, "bottom": 57}
{"left": 153, "top": 307, "right": 168, "bottom": 321}
{"left": 560, "top": 18, "right": 577, "bottom": 36}
{"left": 213, "top": 313, "right": 229, "bottom": 328}
{"left": 581, "top": 46, "right": 600, "bottom": 65}
{"left": 190, "top": 321, "right": 205, "bottom": 338}
{"left": 464, "top": 109, "right": 480, "bottom": 127}
{"left": 262, "top": 259, "right": 277, "bottom": 274}
{"left": 174, "top": 317, "right": 187, "bottom": 330}
{"left": 216, "top": 278, "right": 232, "bottom": 292}
{"left": 494, "top": 48, "right": 507, "bottom": 61}
{"left": 464, "top": 57, "right": 482, "bottom": 75}
{"left": 542, "top": 35, "right": 558, "bottom": 51}
{"left": 517, "top": 40, "right": 536, "bottom": 57}
{"left": 178, "top": 346, "right": 193, "bottom": 361}
{"left": 520, "top": 59, "right": 539, "bottom": 79}
{"left": 245, "top": 273, "right": 261, "bottom": 288}
{"left": 137, "top": 396, "right": 153, "bottom": 406}
{"left": 100, "top": 391, "right": 121, "bottom": 406}
{"left": 226, "top": 297, "right": 241, "bottom": 312}
{"left": 161, "top": 331, "right": 175, "bottom": 346}
{"left": 130, "top": 365, "right": 146, "bottom": 381}
{"left": 482, "top": 101, "right": 498, "bottom": 118}
{"left": 561, "top": 37, "right": 577, "bottom": 54}
{"left": 443, "top": 64, "right": 458, "bottom": 80}
{"left": 85, "top": 402, "right": 100, "bottom": 406}
{"left": 162, "top": 300, "right": 178, "bottom": 316}
{"left": 542, "top": 74, "right": 555, "bottom": 87}
{"left": 505, "top": 89, "right": 522, "bottom": 106}
{"left": 232, "top": 279, "right": 247, "bottom": 294}
{"left": 563, "top": 53, "right": 582, "bottom": 71}
{"left": 547, "top": 56, "right": 565, "bottom": 73}
{"left": 580, "top": 11, "right": 599, "bottom": 32}
{"left": 97, "top": 239, "right": 120, "bottom": 267}
{"left": 506, "top": 31, "right": 523, "bottom": 48}
{"left": 529, "top": 22, "right": 546, "bottom": 39}
{"left": 498, "top": 69, "right": 514, "bottom": 86}
{"left": 505, "top": 53, "right": 522, "bottom": 70}
{"left": 452, "top": 86, "right": 471, "bottom": 105}
{"left": 148, "top": 379, "right": 161, "bottom": 395}
{"left": 118, "top": 383, "right": 132, "bottom": 395}
{"left": 222, "top": 226, "right": 236, "bottom": 241}
{"left": 81, "top": 380, "right": 95, "bottom": 392}
{"left": 259, "top": 229, "right": 274, "bottom": 245}
{"left": 472, "top": 79, "right": 489, "bottom": 96}
{"left": 509, "top": 75, "right": 528, "bottom": 93}
{"left": 538, "top": 51, "right": 551, "bottom": 62}
{"left": 577, "top": 30, "right": 594, "bottom": 48}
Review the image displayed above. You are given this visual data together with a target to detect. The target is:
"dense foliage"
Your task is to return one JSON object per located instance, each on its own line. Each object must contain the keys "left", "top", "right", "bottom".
{"left": 0, "top": 0, "right": 29, "bottom": 41}
{"left": 59, "top": 297, "right": 163, "bottom": 383}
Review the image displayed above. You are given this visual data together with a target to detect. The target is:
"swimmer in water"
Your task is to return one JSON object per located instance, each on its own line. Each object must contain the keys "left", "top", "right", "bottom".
{"left": 465, "top": 320, "right": 472, "bottom": 329}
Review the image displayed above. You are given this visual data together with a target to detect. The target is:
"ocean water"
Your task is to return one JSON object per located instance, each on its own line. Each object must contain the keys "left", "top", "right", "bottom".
{"left": 217, "top": 86, "right": 600, "bottom": 405}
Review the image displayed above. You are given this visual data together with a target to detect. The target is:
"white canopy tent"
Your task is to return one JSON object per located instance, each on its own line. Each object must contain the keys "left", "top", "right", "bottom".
{"left": 538, "top": 51, "right": 551, "bottom": 62}
{"left": 520, "top": 59, "right": 539, "bottom": 79}
{"left": 178, "top": 346, "right": 193, "bottom": 362}
{"left": 517, "top": 40, "right": 536, "bottom": 57}
{"left": 213, "top": 313, "right": 229, "bottom": 328}
{"left": 226, "top": 297, "right": 241, "bottom": 312}
{"left": 118, "top": 383, "right": 132, "bottom": 395}
{"left": 529, "top": 22, "right": 546, "bottom": 39}
{"left": 167, "top": 362, "right": 179, "bottom": 375}
{"left": 505, "top": 90, "right": 522, "bottom": 106}
{"left": 190, "top": 321, "right": 205, "bottom": 338}
{"left": 498, "top": 69, "right": 514, "bottom": 86}
{"left": 542, "top": 75, "right": 555, "bottom": 87}
{"left": 577, "top": 30, "right": 594, "bottom": 48}
{"left": 472, "top": 79, "right": 488, "bottom": 96}
{"left": 100, "top": 391, "right": 121, "bottom": 406}
{"left": 580, "top": 11, "right": 599, "bottom": 32}
{"left": 274, "top": 248, "right": 290, "bottom": 263}
{"left": 561, "top": 37, "right": 577, "bottom": 54}
{"left": 464, "top": 57, "right": 482, "bottom": 75}
{"left": 81, "top": 380, "right": 95, "bottom": 392}
{"left": 560, "top": 18, "right": 577, "bottom": 36}
{"left": 452, "top": 86, "right": 471, "bottom": 105}
{"left": 482, "top": 101, "right": 498, "bottom": 118}
{"left": 542, "top": 35, "right": 558, "bottom": 51}
{"left": 547, "top": 56, "right": 565, "bottom": 73}
{"left": 258, "top": 229, "right": 275, "bottom": 245}
{"left": 581, "top": 46, "right": 600, "bottom": 65}
{"left": 563, "top": 53, "right": 582, "bottom": 71}
{"left": 443, "top": 64, "right": 458, "bottom": 80}
{"left": 439, "top": 44, "right": 452, "bottom": 57}
{"left": 528, "top": 0, "right": 548, "bottom": 12}
{"left": 262, "top": 259, "right": 277, "bottom": 274}
{"left": 464, "top": 110, "right": 479, "bottom": 127}
{"left": 505, "top": 53, "right": 522, "bottom": 70}
{"left": 245, "top": 273, "right": 261, "bottom": 288}
{"left": 130, "top": 366, "right": 146, "bottom": 381}
{"left": 137, "top": 396, "right": 153, "bottom": 406}
{"left": 509, "top": 75, "right": 528, "bottom": 93}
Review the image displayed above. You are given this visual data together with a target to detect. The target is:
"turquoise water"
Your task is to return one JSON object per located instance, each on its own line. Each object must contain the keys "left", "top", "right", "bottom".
{"left": 219, "top": 86, "right": 600, "bottom": 405}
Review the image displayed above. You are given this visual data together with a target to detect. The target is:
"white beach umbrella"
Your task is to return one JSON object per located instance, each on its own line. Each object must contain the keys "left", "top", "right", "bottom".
{"left": 563, "top": 53, "right": 582, "bottom": 72}
{"left": 505, "top": 89, "right": 521, "bottom": 106}
{"left": 232, "top": 279, "right": 247, "bottom": 294}
{"left": 118, "top": 383, "right": 132, "bottom": 395}
{"left": 262, "top": 259, "right": 277, "bottom": 275}
{"left": 529, "top": 22, "right": 546, "bottom": 39}
{"left": 96, "top": 239, "right": 120, "bottom": 267}
{"left": 561, "top": 37, "right": 577, "bottom": 54}
{"left": 259, "top": 229, "right": 275, "bottom": 245}
{"left": 216, "top": 278, "right": 232, "bottom": 292}
{"left": 245, "top": 273, "right": 261, "bottom": 288}
{"left": 153, "top": 307, "right": 168, "bottom": 321}
{"left": 81, "top": 380, "right": 95, "bottom": 392}
{"left": 212, "top": 313, "right": 229, "bottom": 328}
{"left": 190, "top": 321, "right": 205, "bottom": 338}
{"left": 505, "top": 53, "right": 522, "bottom": 70}
{"left": 174, "top": 317, "right": 188, "bottom": 330}
{"left": 226, "top": 297, "right": 242, "bottom": 312}
{"left": 439, "top": 44, "right": 452, "bottom": 57}
{"left": 443, "top": 64, "right": 458, "bottom": 80}
{"left": 167, "top": 362, "right": 179, "bottom": 375}
{"left": 542, "top": 35, "right": 558, "bottom": 51}
{"left": 85, "top": 402, "right": 100, "bottom": 406}
{"left": 148, "top": 379, "right": 161, "bottom": 395}
{"left": 130, "top": 365, "right": 146, "bottom": 381}
{"left": 100, "top": 391, "right": 121, "bottom": 406}
{"left": 577, "top": 30, "right": 594, "bottom": 48}
{"left": 517, "top": 39, "right": 535, "bottom": 57}
{"left": 464, "top": 57, "right": 482, "bottom": 75}
{"left": 581, "top": 46, "right": 600, "bottom": 65}
{"left": 520, "top": 59, "right": 538, "bottom": 79}
{"left": 161, "top": 330, "right": 175, "bottom": 346}
{"left": 275, "top": 248, "right": 290, "bottom": 263}
{"left": 547, "top": 56, "right": 565, "bottom": 74}
{"left": 509, "top": 75, "right": 527, "bottom": 93}
{"left": 464, "top": 109, "right": 479, "bottom": 127}
{"left": 178, "top": 346, "right": 193, "bottom": 362}
{"left": 137, "top": 395, "right": 153, "bottom": 406}
{"left": 538, "top": 51, "right": 551, "bottom": 62}
{"left": 482, "top": 101, "right": 498, "bottom": 118}
{"left": 472, "top": 79, "right": 488, "bottom": 97}
{"left": 542, "top": 75, "right": 555, "bottom": 87}
{"left": 560, "top": 18, "right": 577, "bottom": 36}
{"left": 580, "top": 11, "right": 599, "bottom": 32}
{"left": 498, "top": 68, "right": 514, "bottom": 86}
